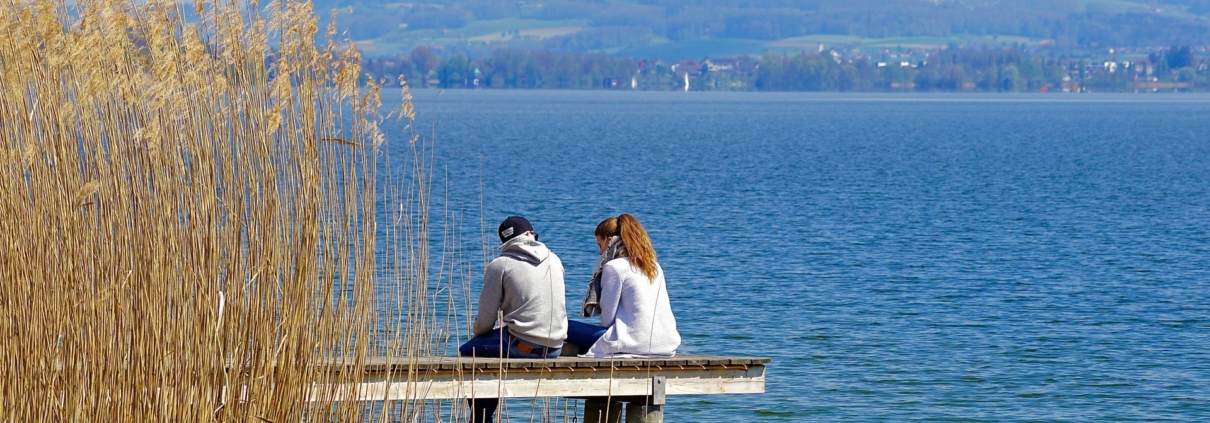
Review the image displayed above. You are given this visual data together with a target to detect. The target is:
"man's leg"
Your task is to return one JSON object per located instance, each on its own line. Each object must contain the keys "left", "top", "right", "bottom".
{"left": 459, "top": 329, "right": 505, "bottom": 423}
{"left": 459, "top": 328, "right": 505, "bottom": 358}
{"left": 469, "top": 398, "right": 499, "bottom": 423}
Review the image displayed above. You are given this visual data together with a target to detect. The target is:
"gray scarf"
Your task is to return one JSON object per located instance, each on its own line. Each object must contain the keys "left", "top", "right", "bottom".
{"left": 581, "top": 236, "right": 627, "bottom": 317}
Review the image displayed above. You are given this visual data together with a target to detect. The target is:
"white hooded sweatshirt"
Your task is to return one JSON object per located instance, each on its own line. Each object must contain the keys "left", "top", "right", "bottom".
{"left": 586, "top": 259, "right": 680, "bottom": 357}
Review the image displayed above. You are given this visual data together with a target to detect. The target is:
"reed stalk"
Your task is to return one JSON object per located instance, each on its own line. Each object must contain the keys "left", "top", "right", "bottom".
{"left": 0, "top": 0, "right": 396, "bottom": 419}
{"left": 1, "top": 0, "right": 584, "bottom": 420}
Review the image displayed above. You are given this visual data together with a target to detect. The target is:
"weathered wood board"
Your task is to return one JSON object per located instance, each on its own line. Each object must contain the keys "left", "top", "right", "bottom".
{"left": 325, "top": 355, "right": 769, "bottom": 401}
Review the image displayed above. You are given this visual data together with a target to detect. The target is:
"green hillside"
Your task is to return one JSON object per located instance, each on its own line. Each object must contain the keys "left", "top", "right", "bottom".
{"left": 321, "top": 0, "right": 1210, "bottom": 58}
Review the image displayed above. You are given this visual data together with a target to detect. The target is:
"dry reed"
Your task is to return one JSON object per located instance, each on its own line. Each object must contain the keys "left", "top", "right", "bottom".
{"left": 0, "top": 0, "right": 588, "bottom": 420}
{"left": 0, "top": 0, "right": 395, "bottom": 419}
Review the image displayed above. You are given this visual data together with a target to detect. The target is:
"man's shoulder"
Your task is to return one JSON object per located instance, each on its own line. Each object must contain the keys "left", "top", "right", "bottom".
{"left": 488, "top": 252, "right": 544, "bottom": 270}
{"left": 488, "top": 255, "right": 515, "bottom": 268}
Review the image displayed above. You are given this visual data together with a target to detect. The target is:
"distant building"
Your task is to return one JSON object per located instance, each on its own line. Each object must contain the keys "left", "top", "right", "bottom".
{"left": 702, "top": 58, "right": 739, "bottom": 72}
{"left": 670, "top": 60, "right": 701, "bottom": 76}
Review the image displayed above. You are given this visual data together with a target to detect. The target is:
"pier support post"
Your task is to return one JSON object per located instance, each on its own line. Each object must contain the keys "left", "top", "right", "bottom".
{"left": 624, "top": 403, "right": 663, "bottom": 423}
{"left": 620, "top": 376, "right": 666, "bottom": 423}
{"left": 583, "top": 398, "right": 622, "bottom": 423}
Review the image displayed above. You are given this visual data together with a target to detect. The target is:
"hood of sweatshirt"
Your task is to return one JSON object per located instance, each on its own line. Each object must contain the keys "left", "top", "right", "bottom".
{"left": 500, "top": 236, "right": 550, "bottom": 265}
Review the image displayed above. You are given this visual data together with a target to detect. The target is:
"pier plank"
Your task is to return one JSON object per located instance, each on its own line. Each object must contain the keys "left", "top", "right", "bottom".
{"left": 351, "top": 355, "right": 769, "bottom": 374}
{"left": 325, "top": 355, "right": 768, "bottom": 402}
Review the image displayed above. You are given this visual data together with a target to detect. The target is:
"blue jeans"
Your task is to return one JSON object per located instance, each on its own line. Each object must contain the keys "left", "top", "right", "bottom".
{"left": 458, "top": 328, "right": 561, "bottom": 423}
{"left": 565, "top": 320, "right": 608, "bottom": 352}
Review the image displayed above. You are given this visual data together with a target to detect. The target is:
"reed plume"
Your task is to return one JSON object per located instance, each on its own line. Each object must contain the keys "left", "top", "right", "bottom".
{"left": 0, "top": 0, "right": 397, "bottom": 419}
{"left": 1, "top": 0, "right": 591, "bottom": 419}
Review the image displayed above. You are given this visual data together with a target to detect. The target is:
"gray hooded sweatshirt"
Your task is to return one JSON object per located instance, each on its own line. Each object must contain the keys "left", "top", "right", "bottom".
{"left": 472, "top": 236, "right": 567, "bottom": 348}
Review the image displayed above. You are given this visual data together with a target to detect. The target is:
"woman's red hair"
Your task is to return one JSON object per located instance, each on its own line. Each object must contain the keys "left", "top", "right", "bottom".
{"left": 616, "top": 214, "right": 658, "bottom": 281}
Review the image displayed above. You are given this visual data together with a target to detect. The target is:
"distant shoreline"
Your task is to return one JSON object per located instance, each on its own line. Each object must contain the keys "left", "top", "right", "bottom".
{"left": 363, "top": 46, "right": 1208, "bottom": 94}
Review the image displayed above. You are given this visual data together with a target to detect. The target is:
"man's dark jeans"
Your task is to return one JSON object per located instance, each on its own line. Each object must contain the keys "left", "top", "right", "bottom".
{"left": 458, "top": 328, "right": 561, "bottom": 423}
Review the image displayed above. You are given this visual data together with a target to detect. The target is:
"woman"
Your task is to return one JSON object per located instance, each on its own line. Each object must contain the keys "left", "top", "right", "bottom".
{"left": 567, "top": 214, "right": 681, "bottom": 357}
{"left": 580, "top": 217, "right": 624, "bottom": 318}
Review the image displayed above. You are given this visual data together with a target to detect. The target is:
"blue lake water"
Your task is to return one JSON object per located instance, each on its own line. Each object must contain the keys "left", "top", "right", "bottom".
{"left": 382, "top": 90, "right": 1210, "bottom": 422}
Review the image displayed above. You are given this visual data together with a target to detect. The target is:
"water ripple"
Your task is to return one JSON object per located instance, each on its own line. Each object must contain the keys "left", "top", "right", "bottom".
{"left": 387, "top": 91, "right": 1210, "bottom": 422}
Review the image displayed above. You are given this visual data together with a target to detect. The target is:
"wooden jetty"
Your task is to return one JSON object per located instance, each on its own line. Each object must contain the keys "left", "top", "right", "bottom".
{"left": 344, "top": 355, "right": 769, "bottom": 423}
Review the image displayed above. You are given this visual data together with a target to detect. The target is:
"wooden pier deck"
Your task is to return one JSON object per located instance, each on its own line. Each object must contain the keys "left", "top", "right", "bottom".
{"left": 344, "top": 355, "right": 769, "bottom": 423}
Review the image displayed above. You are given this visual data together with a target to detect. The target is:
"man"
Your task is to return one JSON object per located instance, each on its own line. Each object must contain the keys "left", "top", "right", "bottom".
{"left": 459, "top": 216, "right": 567, "bottom": 423}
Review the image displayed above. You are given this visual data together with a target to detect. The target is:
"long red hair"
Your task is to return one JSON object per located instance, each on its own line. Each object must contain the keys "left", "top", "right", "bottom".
{"left": 616, "top": 214, "right": 658, "bottom": 281}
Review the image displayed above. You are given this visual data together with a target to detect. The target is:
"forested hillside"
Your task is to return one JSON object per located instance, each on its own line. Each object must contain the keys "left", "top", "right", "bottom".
{"left": 332, "top": 0, "right": 1209, "bottom": 91}
{"left": 328, "top": 0, "right": 1210, "bottom": 59}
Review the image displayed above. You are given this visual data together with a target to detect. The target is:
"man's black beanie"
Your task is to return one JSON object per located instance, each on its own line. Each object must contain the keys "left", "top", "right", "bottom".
{"left": 498, "top": 216, "right": 533, "bottom": 244}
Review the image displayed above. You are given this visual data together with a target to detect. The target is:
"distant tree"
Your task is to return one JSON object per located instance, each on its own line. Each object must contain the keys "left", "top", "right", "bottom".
{"left": 755, "top": 51, "right": 784, "bottom": 90}
{"left": 999, "top": 65, "right": 1022, "bottom": 91}
{"left": 1167, "top": 45, "right": 1195, "bottom": 69}
{"left": 1177, "top": 67, "right": 1198, "bottom": 83}
{"left": 981, "top": 65, "right": 1000, "bottom": 90}
{"left": 940, "top": 65, "right": 968, "bottom": 90}
{"left": 361, "top": 55, "right": 418, "bottom": 86}
{"left": 411, "top": 46, "right": 441, "bottom": 76}
{"left": 438, "top": 55, "right": 472, "bottom": 87}
{"left": 1155, "top": 53, "right": 1171, "bottom": 76}
{"left": 838, "top": 63, "right": 862, "bottom": 91}
{"left": 361, "top": 42, "right": 1192, "bottom": 92}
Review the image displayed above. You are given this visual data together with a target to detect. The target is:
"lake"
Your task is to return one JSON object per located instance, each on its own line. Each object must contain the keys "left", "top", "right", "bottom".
{"left": 380, "top": 90, "right": 1210, "bottom": 422}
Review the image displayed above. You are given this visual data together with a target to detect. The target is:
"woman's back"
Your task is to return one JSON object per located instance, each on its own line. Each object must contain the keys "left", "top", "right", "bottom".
{"left": 589, "top": 258, "right": 680, "bottom": 357}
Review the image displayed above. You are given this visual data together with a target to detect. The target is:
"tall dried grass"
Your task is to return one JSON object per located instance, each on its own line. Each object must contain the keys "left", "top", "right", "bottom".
{"left": 0, "top": 0, "right": 411, "bottom": 419}
{"left": 0, "top": 0, "right": 593, "bottom": 419}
